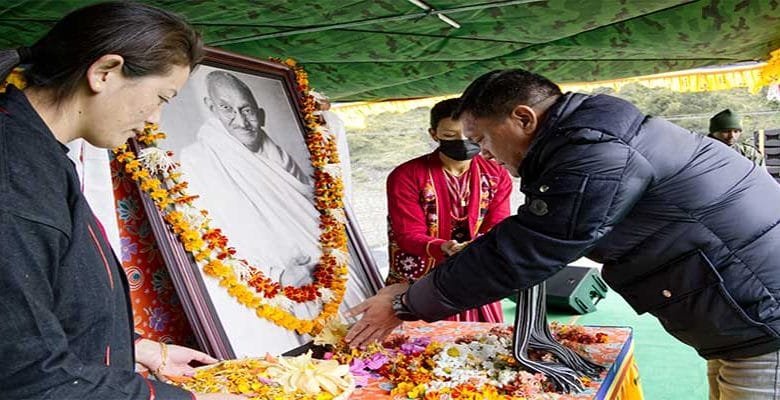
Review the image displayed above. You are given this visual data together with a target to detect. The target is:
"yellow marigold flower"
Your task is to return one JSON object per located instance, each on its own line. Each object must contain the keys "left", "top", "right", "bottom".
{"left": 215, "top": 262, "right": 233, "bottom": 277}
{"left": 391, "top": 382, "right": 414, "bottom": 396}
{"left": 238, "top": 292, "right": 254, "bottom": 306}
{"left": 407, "top": 383, "right": 427, "bottom": 399}
{"left": 124, "top": 160, "right": 141, "bottom": 172}
{"left": 182, "top": 229, "right": 200, "bottom": 241}
{"left": 267, "top": 310, "right": 283, "bottom": 322}
{"left": 132, "top": 169, "right": 151, "bottom": 181}
{"left": 115, "top": 150, "right": 132, "bottom": 161}
{"left": 150, "top": 188, "right": 168, "bottom": 201}
{"left": 4, "top": 69, "right": 26, "bottom": 90}
{"left": 315, "top": 392, "right": 333, "bottom": 400}
{"left": 165, "top": 211, "right": 183, "bottom": 222}
{"left": 237, "top": 382, "right": 251, "bottom": 394}
{"left": 191, "top": 239, "right": 205, "bottom": 250}
{"left": 140, "top": 179, "right": 161, "bottom": 192}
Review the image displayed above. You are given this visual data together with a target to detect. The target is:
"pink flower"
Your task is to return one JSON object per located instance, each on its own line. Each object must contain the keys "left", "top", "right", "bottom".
{"left": 258, "top": 377, "right": 276, "bottom": 386}
{"left": 400, "top": 337, "right": 430, "bottom": 355}
{"left": 365, "top": 353, "right": 389, "bottom": 370}
{"left": 348, "top": 353, "right": 388, "bottom": 387}
{"left": 349, "top": 359, "right": 371, "bottom": 387}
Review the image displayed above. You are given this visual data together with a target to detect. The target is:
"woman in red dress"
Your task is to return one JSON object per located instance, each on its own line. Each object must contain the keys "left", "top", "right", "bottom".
{"left": 385, "top": 98, "right": 513, "bottom": 322}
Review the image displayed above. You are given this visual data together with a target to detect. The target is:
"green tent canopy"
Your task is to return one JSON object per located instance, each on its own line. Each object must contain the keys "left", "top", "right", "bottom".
{"left": 1, "top": 0, "right": 779, "bottom": 101}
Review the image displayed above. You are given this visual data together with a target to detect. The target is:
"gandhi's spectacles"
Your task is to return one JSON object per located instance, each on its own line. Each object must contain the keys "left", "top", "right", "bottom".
{"left": 215, "top": 102, "right": 258, "bottom": 122}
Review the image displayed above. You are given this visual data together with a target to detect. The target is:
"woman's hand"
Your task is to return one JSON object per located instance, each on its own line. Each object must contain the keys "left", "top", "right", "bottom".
{"left": 162, "top": 344, "right": 219, "bottom": 377}
{"left": 135, "top": 339, "right": 218, "bottom": 379}
{"left": 441, "top": 240, "right": 468, "bottom": 256}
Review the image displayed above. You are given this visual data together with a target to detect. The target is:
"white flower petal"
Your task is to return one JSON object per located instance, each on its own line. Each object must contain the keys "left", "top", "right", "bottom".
{"left": 138, "top": 147, "right": 177, "bottom": 174}
{"left": 329, "top": 249, "right": 350, "bottom": 266}
{"left": 323, "top": 163, "right": 342, "bottom": 179}
{"left": 318, "top": 288, "right": 335, "bottom": 302}
{"left": 328, "top": 208, "right": 348, "bottom": 224}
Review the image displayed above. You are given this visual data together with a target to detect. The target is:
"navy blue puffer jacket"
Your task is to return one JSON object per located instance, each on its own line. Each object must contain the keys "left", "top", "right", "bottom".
{"left": 407, "top": 92, "right": 780, "bottom": 360}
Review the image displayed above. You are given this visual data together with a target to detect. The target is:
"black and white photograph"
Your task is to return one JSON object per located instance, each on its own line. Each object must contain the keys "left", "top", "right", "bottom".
{"left": 152, "top": 50, "right": 382, "bottom": 357}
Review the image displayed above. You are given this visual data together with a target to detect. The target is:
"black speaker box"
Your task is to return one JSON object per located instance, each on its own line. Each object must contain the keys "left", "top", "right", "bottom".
{"left": 545, "top": 265, "right": 608, "bottom": 314}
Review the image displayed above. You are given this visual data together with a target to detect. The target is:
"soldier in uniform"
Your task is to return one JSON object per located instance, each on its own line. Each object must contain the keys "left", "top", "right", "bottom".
{"left": 708, "top": 109, "right": 765, "bottom": 166}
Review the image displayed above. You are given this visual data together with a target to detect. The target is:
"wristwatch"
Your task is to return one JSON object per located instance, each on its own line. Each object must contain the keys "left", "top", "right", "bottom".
{"left": 392, "top": 292, "right": 420, "bottom": 321}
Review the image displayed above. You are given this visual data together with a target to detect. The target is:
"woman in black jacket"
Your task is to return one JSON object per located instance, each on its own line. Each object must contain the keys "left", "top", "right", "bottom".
{"left": 0, "top": 3, "right": 242, "bottom": 399}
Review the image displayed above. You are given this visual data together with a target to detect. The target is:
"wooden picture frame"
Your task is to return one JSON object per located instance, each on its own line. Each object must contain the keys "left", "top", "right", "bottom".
{"left": 131, "top": 47, "right": 383, "bottom": 359}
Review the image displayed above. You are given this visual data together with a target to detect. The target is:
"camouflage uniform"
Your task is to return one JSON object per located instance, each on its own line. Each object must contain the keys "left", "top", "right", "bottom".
{"left": 731, "top": 141, "right": 765, "bottom": 167}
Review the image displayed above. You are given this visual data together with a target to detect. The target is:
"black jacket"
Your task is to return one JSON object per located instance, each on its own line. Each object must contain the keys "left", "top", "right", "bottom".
{"left": 0, "top": 86, "right": 192, "bottom": 399}
{"left": 407, "top": 92, "right": 780, "bottom": 360}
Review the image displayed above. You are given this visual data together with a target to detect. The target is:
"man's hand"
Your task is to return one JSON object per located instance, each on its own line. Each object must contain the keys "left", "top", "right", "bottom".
{"left": 345, "top": 283, "right": 409, "bottom": 348}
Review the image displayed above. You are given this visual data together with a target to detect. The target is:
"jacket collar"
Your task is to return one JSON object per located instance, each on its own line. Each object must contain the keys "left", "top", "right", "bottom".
{"left": 519, "top": 92, "right": 589, "bottom": 176}
{"left": 1, "top": 84, "right": 70, "bottom": 154}
{"left": 519, "top": 92, "right": 645, "bottom": 178}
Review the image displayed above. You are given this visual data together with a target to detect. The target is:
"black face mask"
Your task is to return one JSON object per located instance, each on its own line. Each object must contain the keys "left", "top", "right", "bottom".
{"left": 438, "top": 139, "right": 481, "bottom": 161}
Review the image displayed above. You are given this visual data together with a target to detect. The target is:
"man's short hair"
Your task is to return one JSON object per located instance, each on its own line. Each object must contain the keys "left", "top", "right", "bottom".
{"left": 454, "top": 69, "right": 562, "bottom": 119}
{"left": 430, "top": 98, "right": 461, "bottom": 130}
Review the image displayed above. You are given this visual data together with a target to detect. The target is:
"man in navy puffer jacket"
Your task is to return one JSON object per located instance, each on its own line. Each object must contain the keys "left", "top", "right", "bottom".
{"left": 346, "top": 70, "right": 780, "bottom": 399}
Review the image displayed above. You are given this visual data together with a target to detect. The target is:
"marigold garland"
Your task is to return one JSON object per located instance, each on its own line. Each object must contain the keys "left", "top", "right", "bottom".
{"left": 113, "top": 59, "right": 348, "bottom": 336}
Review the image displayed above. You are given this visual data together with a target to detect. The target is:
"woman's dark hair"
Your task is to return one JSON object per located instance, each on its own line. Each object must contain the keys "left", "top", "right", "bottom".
{"left": 454, "top": 69, "right": 562, "bottom": 120}
{"left": 0, "top": 1, "right": 203, "bottom": 103}
{"left": 430, "top": 98, "right": 461, "bottom": 130}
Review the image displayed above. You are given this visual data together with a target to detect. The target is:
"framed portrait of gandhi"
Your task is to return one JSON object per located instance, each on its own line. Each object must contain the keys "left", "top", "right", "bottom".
{"left": 133, "top": 47, "right": 383, "bottom": 359}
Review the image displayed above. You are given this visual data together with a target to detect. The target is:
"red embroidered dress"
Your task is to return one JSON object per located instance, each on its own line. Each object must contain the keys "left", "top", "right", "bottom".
{"left": 386, "top": 152, "right": 512, "bottom": 322}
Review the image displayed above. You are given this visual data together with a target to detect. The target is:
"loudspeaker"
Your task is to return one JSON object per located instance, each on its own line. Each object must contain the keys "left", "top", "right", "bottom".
{"left": 545, "top": 266, "right": 608, "bottom": 314}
